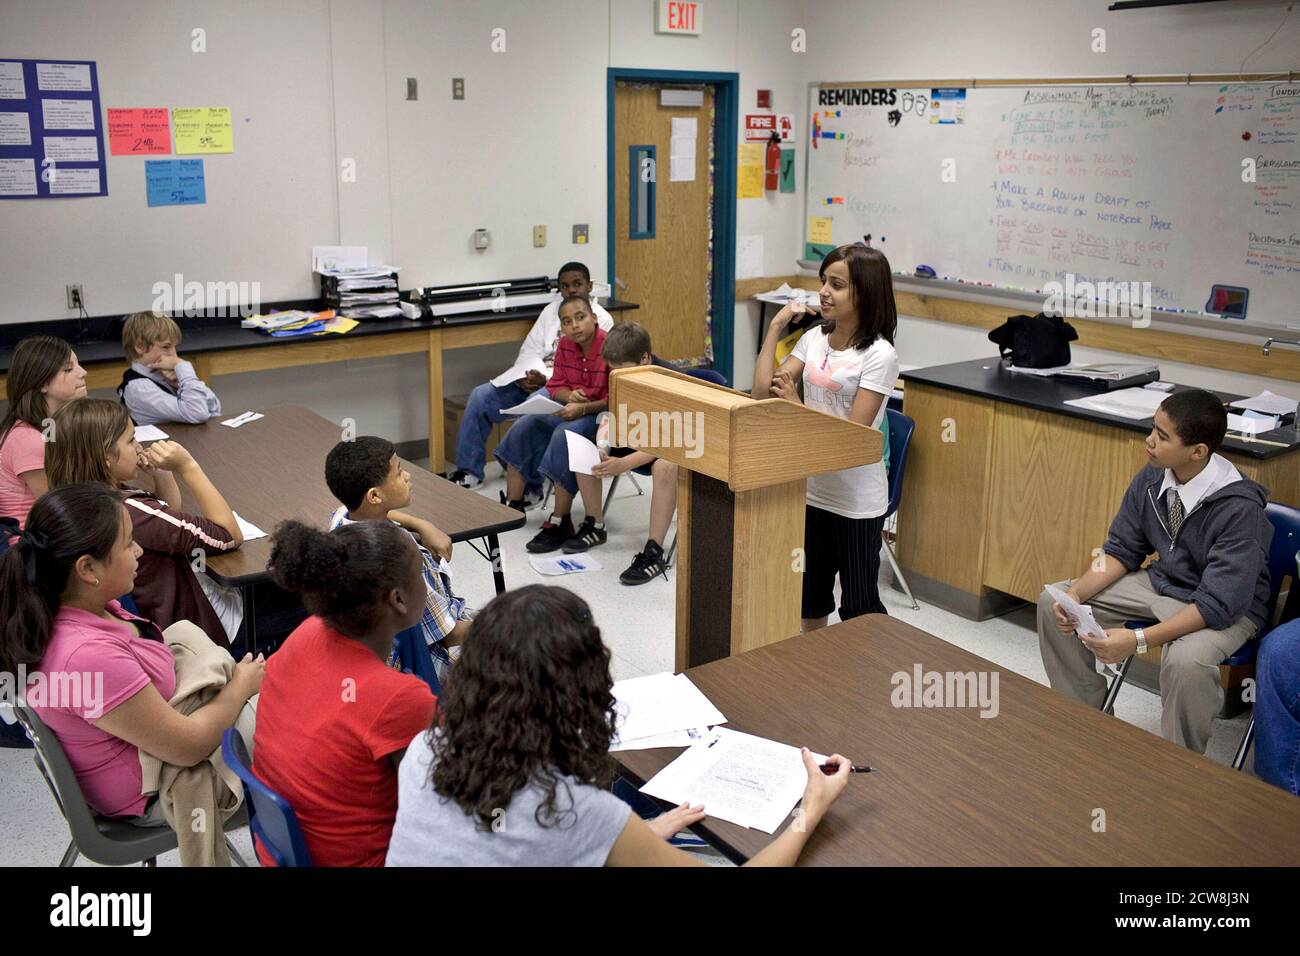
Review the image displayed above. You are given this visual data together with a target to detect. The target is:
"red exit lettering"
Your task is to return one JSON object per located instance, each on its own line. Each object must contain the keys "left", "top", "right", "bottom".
{"left": 669, "top": 1, "right": 697, "bottom": 31}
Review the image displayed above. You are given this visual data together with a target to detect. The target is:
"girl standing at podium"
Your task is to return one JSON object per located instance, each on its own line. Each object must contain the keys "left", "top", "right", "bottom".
{"left": 752, "top": 244, "right": 899, "bottom": 628}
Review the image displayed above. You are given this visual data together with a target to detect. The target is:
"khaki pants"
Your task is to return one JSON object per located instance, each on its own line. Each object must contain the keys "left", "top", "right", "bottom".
{"left": 1037, "top": 571, "right": 1255, "bottom": 753}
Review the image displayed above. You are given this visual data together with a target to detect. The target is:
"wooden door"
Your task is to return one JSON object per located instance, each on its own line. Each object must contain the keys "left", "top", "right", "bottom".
{"left": 613, "top": 83, "right": 714, "bottom": 363}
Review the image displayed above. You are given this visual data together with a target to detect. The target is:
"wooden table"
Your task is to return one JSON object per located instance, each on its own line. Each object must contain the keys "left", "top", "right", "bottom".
{"left": 896, "top": 359, "right": 1300, "bottom": 621}
{"left": 162, "top": 406, "right": 524, "bottom": 649}
{"left": 613, "top": 615, "right": 1300, "bottom": 866}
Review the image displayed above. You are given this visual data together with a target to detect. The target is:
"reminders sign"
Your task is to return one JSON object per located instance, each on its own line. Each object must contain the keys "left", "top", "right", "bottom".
{"left": 146, "top": 159, "right": 205, "bottom": 206}
{"left": 0, "top": 58, "right": 107, "bottom": 198}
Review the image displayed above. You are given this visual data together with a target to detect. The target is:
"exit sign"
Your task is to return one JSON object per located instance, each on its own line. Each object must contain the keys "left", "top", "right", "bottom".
{"left": 656, "top": 0, "right": 702, "bottom": 35}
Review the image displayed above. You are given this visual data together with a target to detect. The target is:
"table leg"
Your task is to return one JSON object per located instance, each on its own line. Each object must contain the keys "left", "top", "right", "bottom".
{"left": 240, "top": 582, "right": 259, "bottom": 657}
{"left": 487, "top": 533, "right": 506, "bottom": 594}
{"left": 427, "top": 329, "right": 445, "bottom": 473}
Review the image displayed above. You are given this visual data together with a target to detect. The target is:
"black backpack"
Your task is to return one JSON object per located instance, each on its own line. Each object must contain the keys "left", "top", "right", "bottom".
{"left": 988, "top": 312, "right": 1078, "bottom": 368}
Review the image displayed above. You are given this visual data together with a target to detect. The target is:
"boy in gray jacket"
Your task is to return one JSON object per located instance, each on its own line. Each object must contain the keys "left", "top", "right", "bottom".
{"left": 1038, "top": 388, "right": 1272, "bottom": 753}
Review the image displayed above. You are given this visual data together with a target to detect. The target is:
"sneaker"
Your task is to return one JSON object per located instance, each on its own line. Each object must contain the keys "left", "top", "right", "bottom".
{"left": 448, "top": 469, "right": 484, "bottom": 490}
{"left": 620, "top": 539, "right": 669, "bottom": 585}
{"left": 499, "top": 490, "right": 527, "bottom": 514}
{"left": 526, "top": 514, "right": 576, "bottom": 553}
{"left": 562, "top": 517, "right": 607, "bottom": 553}
{"left": 521, "top": 487, "right": 543, "bottom": 511}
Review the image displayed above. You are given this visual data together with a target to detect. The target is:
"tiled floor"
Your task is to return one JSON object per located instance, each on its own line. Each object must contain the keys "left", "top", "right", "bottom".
{"left": 0, "top": 463, "right": 1254, "bottom": 866}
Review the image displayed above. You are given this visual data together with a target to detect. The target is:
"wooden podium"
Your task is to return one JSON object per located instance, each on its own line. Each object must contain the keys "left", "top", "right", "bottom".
{"left": 608, "top": 366, "right": 882, "bottom": 669}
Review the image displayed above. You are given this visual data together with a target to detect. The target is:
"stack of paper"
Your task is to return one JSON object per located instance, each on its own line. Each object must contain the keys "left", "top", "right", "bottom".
{"left": 1227, "top": 412, "right": 1281, "bottom": 436}
{"left": 1229, "top": 390, "right": 1298, "bottom": 416}
{"left": 753, "top": 282, "right": 821, "bottom": 309}
{"left": 1063, "top": 387, "right": 1166, "bottom": 421}
{"left": 640, "top": 728, "right": 827, "bottom": 833}
{"left": 610, "top": 672, "right": 726, "bottom": 751}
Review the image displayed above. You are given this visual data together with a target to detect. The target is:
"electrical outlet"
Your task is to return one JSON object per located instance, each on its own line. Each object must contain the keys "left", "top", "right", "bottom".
{"left": 533, "top": 225, "right": 547, "bottom": 248}
{"left": 573, "top": 224, "right": 589, "bottom": 244}
{"left": 66, "top": 284, "right": 83, "bottom": 310}
{"left": 452, "top": 78, "right": 465, "bottom": 100}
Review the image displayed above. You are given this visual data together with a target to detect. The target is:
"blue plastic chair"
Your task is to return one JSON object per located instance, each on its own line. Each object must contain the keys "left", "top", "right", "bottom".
{"left": 881, "top": 409, "right": 918, "bottom": 610}
{"left": 392, "top": 625, "right": 443, "bottom": 696}
{"left": 221, "top": 728, "right": 313, "bottom": 867}
{"left": 1103, "top": 501, "right": 1300, "bottom": 770}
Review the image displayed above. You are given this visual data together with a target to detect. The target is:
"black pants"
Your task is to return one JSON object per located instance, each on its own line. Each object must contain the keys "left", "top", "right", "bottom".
{"left": 801, "top": 505, "right": 888, "bottom": 621}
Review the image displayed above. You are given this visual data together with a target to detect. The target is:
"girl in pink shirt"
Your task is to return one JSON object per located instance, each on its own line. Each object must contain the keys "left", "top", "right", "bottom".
{"left": 0, "top": 483, "right": 264, "bottom": 821}
{"left": 0, "top": 336, "right": 87, "bottom": 529}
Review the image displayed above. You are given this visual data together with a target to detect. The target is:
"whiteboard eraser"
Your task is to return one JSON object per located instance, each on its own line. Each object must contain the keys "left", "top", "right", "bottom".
{"left": 400, "top": 301, "right": 423, "bottom": 320}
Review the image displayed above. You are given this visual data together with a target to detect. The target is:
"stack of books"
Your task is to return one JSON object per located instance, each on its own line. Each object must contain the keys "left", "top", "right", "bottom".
{"left": 319, "top": 266, "right": 402, "bottom": 320}
{"left": 242, "top": 309, "right": 337, "bottom": 337}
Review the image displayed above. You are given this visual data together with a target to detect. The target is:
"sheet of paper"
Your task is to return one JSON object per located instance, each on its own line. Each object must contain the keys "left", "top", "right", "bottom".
{"left": 490, "top": 359, "right": 549, "bottom": 388}
{"left": 612, "top": 672, "right": 726, "bottom": 745}
{"left": 564, "top": 430, "right": 602, "bottom": 476}
{"left": 610, "top": 726, "right": 708, "bottom": 753}
{"left": 640, "top": 728, "right": 826, "bottom": 833}
{"left": 669, "top": 154, "right": 695, "bottom": 182}
{"left": 1044, "top": 583, "right": 1107, "bottom": 641}
{"left": 737, "top": 234, "right": 764, "bottom": 280}
{"left": 133, "top": 424, "right": 169, "bottom": 443}
{"left": 528, "top": 554, "right": 603, "bottom": 576}
{"left": 107, "top": 108, "right": 171, "bottom": 155}
{"left": 0, "top": 61, "right": 27, "bottom": 99}
{"left": 0, "top": 158, "right": 37, "bottom": 195}
{"left": 48, "top": 167, "right": 101, "bottom": 195}
{"left": 0, "top": 111, "right": 31, "bottom": 146}
{"left": 41, "top": 98, "right": 95, "bottom": 130}
{"left": 36, "top": 62, "right": 92, "bottom": 92}
{"left": 221, "top": 411, "right": 264, "bottom": 428}
{"left": 42, "top": 135, "right": 97, "bottom": 162}
{"left": 500, "top": 394, "right": 564, "bottom": 416}
{"left": 808, "top": 215, "right": 833, "bottom": 244}
{"left": 312, "top": 245, "right": 368, "bottom": 273}
{"left": 1063, "top": 387, "right": 1166, "bottom": 421}
{"left": 1229, "top": 390, "right": 1298, "bottom": 416}
{"left": 737, "top": 142, "right": 763, "bottom": 199}
{"left": 145, "top": 159, "right": 205, "bottom": 206}
{"left": 671, "top": 117, "right": 697, "bottom": 140}
{"left": 172, "top": 107, "right": 233, "bottom": 154}
{"left": 232, "top": 512, "right": 267, "bottom": 541}
{"left": 1227, "top": 412, "right": 1280, "bottom": 435}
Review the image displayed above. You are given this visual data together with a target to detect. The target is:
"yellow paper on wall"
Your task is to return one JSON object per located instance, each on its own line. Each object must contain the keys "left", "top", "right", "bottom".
{"left": 173, "top": 107, "right": 233, "bottom": 154}
{"left": 737, "top": 143, "right": 763, "bottom": 199}
{"left": 807, "top": 216, "right": 833, "bottom": 244}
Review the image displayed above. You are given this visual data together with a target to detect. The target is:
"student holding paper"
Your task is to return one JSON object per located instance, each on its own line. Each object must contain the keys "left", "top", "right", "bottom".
{"left": 448, "top": 262, "right": 613, "bottom": 495}
{"left": 386, "top": 585, "right": 851, "bottom": 867}
{"left": 1038, "top": 389, "right": 1272, "bottom": 753}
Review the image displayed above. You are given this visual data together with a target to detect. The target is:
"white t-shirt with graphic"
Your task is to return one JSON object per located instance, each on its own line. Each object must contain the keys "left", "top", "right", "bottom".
{"left": 790, "top": 326, "right": 899, "bottom": 519}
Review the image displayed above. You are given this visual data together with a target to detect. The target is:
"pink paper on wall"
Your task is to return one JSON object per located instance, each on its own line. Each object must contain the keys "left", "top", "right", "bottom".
{"left": 107, "top": 108, "right": 171, "bottom": 155}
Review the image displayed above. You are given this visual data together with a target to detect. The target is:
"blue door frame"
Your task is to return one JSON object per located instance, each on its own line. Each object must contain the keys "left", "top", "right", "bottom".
{"left": 607, "top": 68, "right": 739, "bottom": 385}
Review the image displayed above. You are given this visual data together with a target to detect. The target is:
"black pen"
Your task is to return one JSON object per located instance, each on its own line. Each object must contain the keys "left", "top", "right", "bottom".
{"left": 820, "top": 762, "right": 873, "bottom": 774}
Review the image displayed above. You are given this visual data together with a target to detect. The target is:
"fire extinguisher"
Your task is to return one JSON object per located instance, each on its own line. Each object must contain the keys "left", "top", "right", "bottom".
{"left": 765, "top": 131, "right": 781, "bottom": 192}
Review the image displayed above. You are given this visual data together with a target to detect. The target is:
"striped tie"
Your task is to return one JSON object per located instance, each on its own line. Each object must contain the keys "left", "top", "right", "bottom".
{"left": 1166, "top": 488, "right": 1184, "bottom": 541}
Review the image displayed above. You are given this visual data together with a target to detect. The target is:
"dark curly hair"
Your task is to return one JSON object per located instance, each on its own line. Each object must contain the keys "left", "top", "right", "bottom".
{"left": 429, "top": 585, "right": 617, "bottom": 831}
{"left": 324, "top": 436, "right": 395, "bottom": 512}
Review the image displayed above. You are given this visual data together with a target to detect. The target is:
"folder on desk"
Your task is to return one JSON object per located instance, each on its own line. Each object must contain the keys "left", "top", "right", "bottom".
{"left": 1055, "top": 363, "right": 1159, "bottom": 390}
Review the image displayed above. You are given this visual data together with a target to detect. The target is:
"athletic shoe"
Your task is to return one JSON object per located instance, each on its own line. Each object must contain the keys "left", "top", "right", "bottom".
{"left": 499, "top": 490, "right": 527, "bottom": 514}
{"left": 526, "top": 514, "right": 576, "bottom": 553}
{"left": 562, "top": 517, "right": 608, "bottom": 553}
{"left": 447, "top": 469, "right": 484, "bottom": 490}
{"left": 620, "top": 539, "right": 669, "bottom": 585}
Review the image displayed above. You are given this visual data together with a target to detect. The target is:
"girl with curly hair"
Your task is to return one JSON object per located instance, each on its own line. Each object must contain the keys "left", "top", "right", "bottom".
{"left": 387, "top": 584, "right": 850, "bottom": 866}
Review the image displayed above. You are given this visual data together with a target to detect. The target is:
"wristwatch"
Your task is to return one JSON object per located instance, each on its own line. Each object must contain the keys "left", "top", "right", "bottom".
{"left": 1133, "top": 627, "right": 1148, "bottom": 655}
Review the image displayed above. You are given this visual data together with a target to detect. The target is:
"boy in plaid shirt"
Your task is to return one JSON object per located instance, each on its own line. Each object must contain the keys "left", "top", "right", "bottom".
{"left": 325, "top": 437, "right": 472, "bottom": 680}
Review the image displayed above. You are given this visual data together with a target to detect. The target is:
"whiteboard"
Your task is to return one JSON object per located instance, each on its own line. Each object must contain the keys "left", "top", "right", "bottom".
{"left": 803, "top": 82, "right": 1300, "bottom": 332}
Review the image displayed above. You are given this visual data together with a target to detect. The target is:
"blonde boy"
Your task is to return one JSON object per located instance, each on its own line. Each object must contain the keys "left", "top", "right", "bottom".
{"left": 118, "top": 311, "right": 222, "bottom": 425}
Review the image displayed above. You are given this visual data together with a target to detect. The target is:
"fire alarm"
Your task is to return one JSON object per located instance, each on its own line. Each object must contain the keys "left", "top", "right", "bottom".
{"left": 757, "top": 89, "right": 772, "bottom": 109}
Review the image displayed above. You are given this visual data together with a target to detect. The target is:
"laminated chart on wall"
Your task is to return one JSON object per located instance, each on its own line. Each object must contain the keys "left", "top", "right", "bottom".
{"left": 0, "top": 58, "right": 107, "bottom": 198}
{"left": 173, "top": 107, "right": 233, "bottom": 154}
{"left": 803, "top": 81, "right": 1300, "bottom": 329}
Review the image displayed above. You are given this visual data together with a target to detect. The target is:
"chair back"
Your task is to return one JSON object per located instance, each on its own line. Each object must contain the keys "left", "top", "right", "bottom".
{"left": 884, "top": 409, "right": 916, "bottom": 520}
{"left": 682, "top": 367, "right": 728, "bottom": 387}
{"left": 221, "top": 728, "right": 313, "bottom": 867}
{"left": 392, "top": 626, "right": 443, "bottom": 695}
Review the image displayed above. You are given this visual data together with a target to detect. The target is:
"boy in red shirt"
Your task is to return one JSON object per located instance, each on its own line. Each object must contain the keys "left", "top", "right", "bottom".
{"left": 494, "top": 295, "right": 611, "bottom": 553}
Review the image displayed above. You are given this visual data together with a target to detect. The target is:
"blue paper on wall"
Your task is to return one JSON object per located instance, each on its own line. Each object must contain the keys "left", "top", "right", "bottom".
{"left": 145, "top": 158, "right": 205, "bottom": 206}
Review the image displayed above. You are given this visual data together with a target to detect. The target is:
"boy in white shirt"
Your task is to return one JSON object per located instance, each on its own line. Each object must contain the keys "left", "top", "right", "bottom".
{"left": 447, "top": 262, "right": 613, "bottom": 500}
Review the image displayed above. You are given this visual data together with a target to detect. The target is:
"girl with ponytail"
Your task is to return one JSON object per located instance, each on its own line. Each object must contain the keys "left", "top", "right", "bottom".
{"left": 250, "top": 519, "right": 437, "bottom": 867}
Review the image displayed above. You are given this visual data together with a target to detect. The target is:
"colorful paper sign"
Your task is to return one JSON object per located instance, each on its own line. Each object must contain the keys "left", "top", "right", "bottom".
{"left": 108, "top": 108, "right": 171, "bottom": 155}
{"left": 737, "top": 142, "right": 763, "bottom": 199}
{"left": 145, "top": 158, "right": 205, "bottom": 206}
{"left": 172, "top": 107, "right": 232, "bottom": 154}
{"left": 807, "top": 215, "right": 833, "bottom": 244}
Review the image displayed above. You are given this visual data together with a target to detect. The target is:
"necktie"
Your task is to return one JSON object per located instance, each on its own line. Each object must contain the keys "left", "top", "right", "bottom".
{"left": 1166, "top": 488, "right": 1184, "bottom": 541}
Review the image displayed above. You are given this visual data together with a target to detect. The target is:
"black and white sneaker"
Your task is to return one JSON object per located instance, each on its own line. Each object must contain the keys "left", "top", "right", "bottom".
{"left": 527, "top": 514, "right": 576, "bottom": 553}
{"left": 448, "top": 469, "right": 484, "bottom": 490}
{"left": 620, "top": 539, "right": 669, "bottom": 585}
{"left": 562, "top": 517, "right": 607, "bottom": 553}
